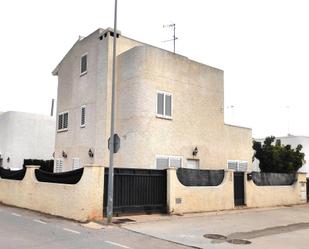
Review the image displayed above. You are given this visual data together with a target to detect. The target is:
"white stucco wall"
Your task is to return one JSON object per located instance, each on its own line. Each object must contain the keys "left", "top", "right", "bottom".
{"left": 115, "top": 45, "right": 252, "bottom": 169}
{"left": 0, "top": 111, "right": 55, "bottom": 169}
{"left": 53, "top": 29, "right": 142, "bottom": 171}
{"left": 253, "top": 136, "right": 309, "bottom": 176}
{"left": 53, "top": 28, "right": 252, "bottom": 171}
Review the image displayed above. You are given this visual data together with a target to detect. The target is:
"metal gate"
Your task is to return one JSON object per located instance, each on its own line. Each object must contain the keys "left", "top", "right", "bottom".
{"left": 234, "top": 172, "right": 245, "bottom": 206}
{"left": 104, "top": 168, "right": 167, "bottom": 214}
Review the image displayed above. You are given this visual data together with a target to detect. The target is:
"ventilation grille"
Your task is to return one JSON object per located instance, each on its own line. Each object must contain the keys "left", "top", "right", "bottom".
{"left": 55, "top": 159, "right": 64, "bottom": 173}
{"left": 72, "top": 158, "right": 80, "bottom": 170}
{"left": 227, "top": 160, "right": 248, "bottom": 172}
{"left": 228, "top": 160, "right": 238, "bottom": 171}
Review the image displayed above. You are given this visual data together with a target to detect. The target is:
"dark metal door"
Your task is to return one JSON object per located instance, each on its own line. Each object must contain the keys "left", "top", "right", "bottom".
{"left": 234, "top": 172, "right": 245, "bottom": 206}
{"left": 104, "top": 168, "right": 167, "bottom": 214}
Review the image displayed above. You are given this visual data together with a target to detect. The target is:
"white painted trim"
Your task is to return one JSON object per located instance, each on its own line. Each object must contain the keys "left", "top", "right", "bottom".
{"left": 156, "top": 90, "right": 173, "bottom": 120}
{"left": 57, "top": 111, "right": 69, "bottom": 132}
{"left": 80, "top": 52, "right": 88, "bottom": 76}
{"left": 80, "top": 105, "right": 86, "bottom": 128}
{"left": 80, "top": 71, "right": 88, "bottom": 76}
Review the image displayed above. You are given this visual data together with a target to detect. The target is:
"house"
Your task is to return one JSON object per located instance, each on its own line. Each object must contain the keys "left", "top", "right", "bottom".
{"left": 253, "top": 135, "right": 309, "bottom": 175}
{"left": 0, "top": 111, "right": 55, "bottom": 169}
{"left": 52, "top": 28, "right": 252, "bottom": 172}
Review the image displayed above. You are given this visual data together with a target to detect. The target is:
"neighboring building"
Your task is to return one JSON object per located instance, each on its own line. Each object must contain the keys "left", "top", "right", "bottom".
{"left": 52, "top": 28, "right": 252, "bottom": 172}
{"left": 253, "top": 135, "right": 309, "bottom": 175}
{"left": 0, "top": 111, "right": 55, "bottom": 169}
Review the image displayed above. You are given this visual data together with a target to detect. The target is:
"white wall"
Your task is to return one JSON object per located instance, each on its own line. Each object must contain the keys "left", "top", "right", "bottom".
{"left": 53, "top": 28, "right": 252, "bottom": 171}
{"left": 53, "top": 29, "right": 142, "bottom": 171}
{"left": 0, "top": 111, "right": 55, "bottom": 169}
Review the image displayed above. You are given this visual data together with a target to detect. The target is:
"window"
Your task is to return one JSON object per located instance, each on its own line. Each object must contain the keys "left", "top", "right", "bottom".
{"left": 80, "top": 53, "right": 87, "bottom": 75}
{"left": 156, "top": 91, "right": 172, "bottom": 119}
{"left": 186, "top": 159, "right": 199, "bottom": 169}
{"left": 58, "top": 112, "right": 68, "bottom": 131}
{"left": 227, "top": 160, "right": 248, "bottom": 172}
{"left": 81, "top": 106, "right": 86, "bottom": 127}
{"left": 72, "top": 158, "right": 80, "bottom": 170}
{"left": 55, "top": 159, "right": 64, "bottom": 173}
{"left": 238, "top": 161, "right": 248, "bottom": 172}
{"left": 156, "top": 155, "right": 182, "bottom": 169}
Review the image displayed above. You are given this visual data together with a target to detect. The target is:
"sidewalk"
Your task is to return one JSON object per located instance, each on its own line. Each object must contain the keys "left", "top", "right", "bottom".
{"left": 122, "top": 204, "right": 309, "bottom": 249}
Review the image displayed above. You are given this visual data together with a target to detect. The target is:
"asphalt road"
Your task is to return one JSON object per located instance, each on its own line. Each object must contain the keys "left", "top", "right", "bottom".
{"left": 124, "top": 204, "right": 309, "bottom": 249}
{"left": 0, "top": 205, "right": 191, "bottom": 249}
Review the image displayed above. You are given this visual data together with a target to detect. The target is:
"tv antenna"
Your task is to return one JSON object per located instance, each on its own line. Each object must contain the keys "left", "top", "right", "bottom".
{"left": 162, "top": 23, "right": 178, "bottom": 53}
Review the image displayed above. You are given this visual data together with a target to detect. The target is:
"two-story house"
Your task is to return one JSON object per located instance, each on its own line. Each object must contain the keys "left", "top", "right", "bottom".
{"left": 52, "top": 28, "right": 252, "bottom": 172}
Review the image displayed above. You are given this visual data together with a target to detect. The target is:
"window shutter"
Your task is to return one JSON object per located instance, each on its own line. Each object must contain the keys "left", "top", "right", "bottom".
{"left": 156, "top": 157, "right": 169, "bottom": 169}
{"left": 58, "top": 114, "right": 63, "bottom": 130}
{"left": 55, "top": 159, "right": 63, "bottom": 173}
{"left": 63, "top": 113, "right": 68, "bottom": 129}
{"left": 157, "top": 93, "right": 164, "bottom": 115}
{"left": 186, "top": 159, "right": 199, "bottom": 169}
{"left": 81, "top": 54, "right": 87, "bottom": 74}
{"left": 227, "top": 160, "right": 248, "bottom": 171}
{"left": 238, "top": 161, "right": 248, "bottom": 172}
{"left": 165, "top": 94, "right": 172, "bottom": 117}
{"left": 170, "top": 157, "right": 181, "bottom": 168}
{"left": 72, "top": 158, "right": 80, "bottom": 170}
{"left": 81, "top": 106, "right": 86, "bottom": 127}
{"left": 227, "top": 160, "right": 238, "bottom": 171}
{"left": 57, "top": 112, "right": 69, "bottom": 131}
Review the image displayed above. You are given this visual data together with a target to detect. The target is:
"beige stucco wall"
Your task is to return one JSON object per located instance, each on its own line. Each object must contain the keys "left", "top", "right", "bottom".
{"left": 167, "top": 168, "right": 306, "bottom": 214}
{"left": 245, "top": 173, "right": 307, "bottom": 208}
{"left": 54, "top": 29, "right": 142, "bottom": 171}
{"left": 115, "top": 45, "right": 252, "bottom": 169}
{"left": 167, "top": 168, "right": 234, "bottom": 214}
{"left": 53, "top": 28, "right": 252, "bottom": 171}
{"left": 0, "top": 165, "right": 104, "bottom": 222}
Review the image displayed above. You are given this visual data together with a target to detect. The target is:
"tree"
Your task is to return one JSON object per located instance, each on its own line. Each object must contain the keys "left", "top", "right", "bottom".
{"left": 253, "top": 136, "right": 305, "bottom": 173}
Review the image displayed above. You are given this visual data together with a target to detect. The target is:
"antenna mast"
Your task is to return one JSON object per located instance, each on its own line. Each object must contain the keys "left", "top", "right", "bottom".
{"left": 163, "top": 23, "right": 178, "bottom": 53}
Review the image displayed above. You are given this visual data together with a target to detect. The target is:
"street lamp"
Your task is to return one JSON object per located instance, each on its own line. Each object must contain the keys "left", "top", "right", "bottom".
{"left": 106, "top": 0, "right": 118, "bottom": 224}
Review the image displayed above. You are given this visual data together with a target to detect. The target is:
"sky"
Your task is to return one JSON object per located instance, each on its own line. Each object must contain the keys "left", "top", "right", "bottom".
{"left": 0, "top": 0, "right": 308, "bottom": 138}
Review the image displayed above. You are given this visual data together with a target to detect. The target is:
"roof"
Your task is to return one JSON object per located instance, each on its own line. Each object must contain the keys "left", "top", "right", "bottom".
{"left": 0, "top": 111, "right": 55, "bottom": 120}
{"left": 52, "top": 28, "right": 121, "bottom": 76}
{"left": 224, "top": 123, "right": 252, "bottom": 130}
{"left": 52, "top": 27, "right": 223, "bottom": 76}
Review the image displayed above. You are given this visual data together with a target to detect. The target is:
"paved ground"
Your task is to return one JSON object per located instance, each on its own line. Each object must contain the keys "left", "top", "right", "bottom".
{"left": 2, "top": 204, "right": 309, "bottom": 249}
{"left": 123, "top": 204, "right": 309, "bottom": 249}
{"left": 0, "top": 204, "right": 191, "bottom": 249}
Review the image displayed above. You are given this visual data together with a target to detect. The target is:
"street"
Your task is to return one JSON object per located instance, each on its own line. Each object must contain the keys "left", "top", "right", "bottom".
{"left": 0, "top": 204, "right": 191, "bottom": 249}
{"left": 124, "top": 204, "right": 309, "bottom": 249}
{"left": 2, "top": 204, "right": 309, "bottom": 249}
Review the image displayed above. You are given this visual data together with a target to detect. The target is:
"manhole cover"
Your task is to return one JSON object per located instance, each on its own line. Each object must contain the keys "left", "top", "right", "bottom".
{"left": 227, "top": 239, "right": 251, "bottom": 245}
{"left": 112, "top": 218, "right": 136, "bottom": 224}
{"left": 203, "top": 234, "right": 227, "bottom": 240}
